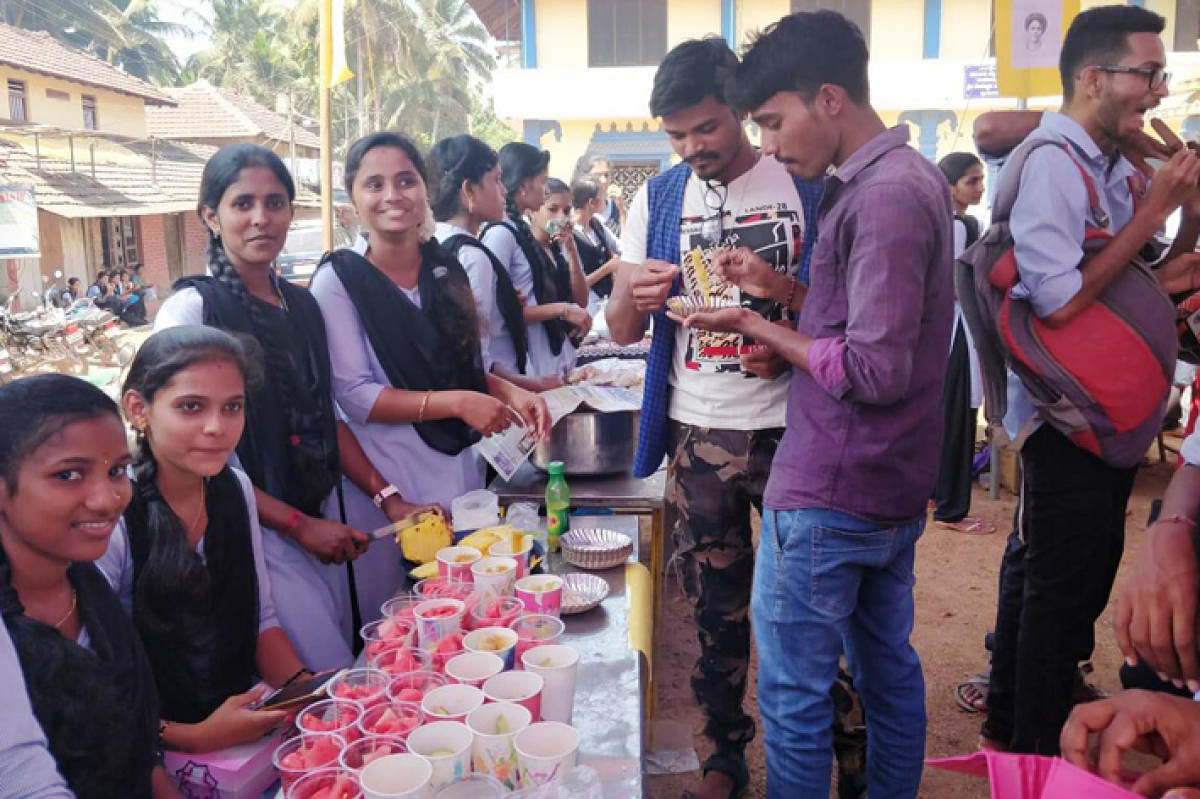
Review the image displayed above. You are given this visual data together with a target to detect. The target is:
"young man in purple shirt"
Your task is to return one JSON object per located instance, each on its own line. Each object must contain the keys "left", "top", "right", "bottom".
{"left": 681, "top": 10, "right": 953, "bottom": 797}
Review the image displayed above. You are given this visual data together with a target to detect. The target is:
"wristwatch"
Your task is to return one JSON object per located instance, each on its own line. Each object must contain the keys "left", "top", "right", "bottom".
{"left": 372, "top": 484, "right": 400, "bottom": 509}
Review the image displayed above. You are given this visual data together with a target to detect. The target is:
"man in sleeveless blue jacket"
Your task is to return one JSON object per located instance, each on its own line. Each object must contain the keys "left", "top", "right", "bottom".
{"left": 605, "top": 37, "right": 822, "bottom": 799}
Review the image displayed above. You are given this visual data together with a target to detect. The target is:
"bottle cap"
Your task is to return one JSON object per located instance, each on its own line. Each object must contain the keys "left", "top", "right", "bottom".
{"left": 547, "top": 461, "right": 565, "bottom": 475}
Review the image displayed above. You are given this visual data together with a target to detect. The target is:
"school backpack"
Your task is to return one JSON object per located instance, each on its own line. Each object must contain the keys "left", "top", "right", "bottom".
{"left": 955, "top": 133, "right": 1176, "bottom": 468}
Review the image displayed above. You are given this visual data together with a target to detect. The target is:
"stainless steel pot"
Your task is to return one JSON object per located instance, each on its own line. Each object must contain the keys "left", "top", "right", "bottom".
{"left": 531, "top": 409, "right": 640, "bottom": 475}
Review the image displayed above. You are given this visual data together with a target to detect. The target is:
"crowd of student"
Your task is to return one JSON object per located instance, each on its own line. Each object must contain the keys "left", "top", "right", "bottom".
{"left": 6, "top": 5, "right": 1200, "bottom": 799}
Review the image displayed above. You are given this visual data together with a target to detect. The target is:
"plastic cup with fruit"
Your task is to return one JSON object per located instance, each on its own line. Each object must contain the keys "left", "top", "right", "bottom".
{"left": 273, "top": 732, "right": 347, "bottom": 791}
{"left": 297, "top": 698, "right": 365, "bottom": 743}
{"left": 284, "top": 764, "right": 360, "bottom": 799}
{"left": 385, "top": 670, "right": 449, "bottom": 706}
{"left": 467, "top": 596, "right": 524, "bottom": 632}
{"left": 356, "top": 701, "right": 424, "bottom": 741}
{"left": 509, "top": 614, "right": 566, "bottom": 663}
{"left": 327, "top": 668, "right": 391, "bottom": 709}
{"left": 337, "top": 734, "right": 407, "bottom": 773}
{"left": 368, "top": 646, "right": 432, "bottom": 676}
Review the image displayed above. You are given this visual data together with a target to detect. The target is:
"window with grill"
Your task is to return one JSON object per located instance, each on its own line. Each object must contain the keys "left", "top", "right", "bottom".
{"left": 1177, "top": 0, "right": 1200, "bottom": 51}
{"left": 587, "top": 0, "right": 667, "bottom": 67}
{"left": 8, "top": 80, "right": 26, "bottom": 122}
{"left": 82, "top": 94, "right": 97, "bottom": 130}
{"left": 789, "top": 0, "right": 871, "bottom": 42}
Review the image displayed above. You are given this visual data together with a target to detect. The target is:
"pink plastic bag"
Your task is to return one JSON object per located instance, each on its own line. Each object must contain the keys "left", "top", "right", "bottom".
{"left": 927, "top": 750, "right": 1140, "bottom": 799}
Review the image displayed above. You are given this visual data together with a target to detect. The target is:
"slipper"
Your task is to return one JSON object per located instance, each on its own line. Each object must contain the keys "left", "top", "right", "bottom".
{"left": 936, "top": 516, "right": 997, "bottom": 535}
{"left": 956, "top": 671, "right": 990, "bottom": 713}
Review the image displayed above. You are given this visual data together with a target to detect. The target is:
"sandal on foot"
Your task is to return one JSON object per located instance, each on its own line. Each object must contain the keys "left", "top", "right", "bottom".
{"left": 955, "top": 670, "right": 990, "bottom": 713}
{"left": 936, "top": 516, "right": 997, "bottom": 535}
{"left": 682, "top": 754, "right": 749, "bottom": 799}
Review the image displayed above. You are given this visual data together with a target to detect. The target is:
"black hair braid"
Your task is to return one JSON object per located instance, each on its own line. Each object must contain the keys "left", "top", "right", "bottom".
{"left": 129, "top": 432, "right": 209, "bottom": 638}
{"left": 504, "top": 204, "right": 560, "bottom": 305}
{"left": 422, "top": 239, "right": 482, "bottom": 371}
{"left": 0, "top": 551, "right": 132, "bottom": 796}
{"left": 206, "top": 234, "right": 304, "bottom": 437}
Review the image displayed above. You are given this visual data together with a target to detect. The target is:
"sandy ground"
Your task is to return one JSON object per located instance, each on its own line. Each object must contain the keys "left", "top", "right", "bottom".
{"left": 645, "top": 443, "right": 1180, "bottom": 798}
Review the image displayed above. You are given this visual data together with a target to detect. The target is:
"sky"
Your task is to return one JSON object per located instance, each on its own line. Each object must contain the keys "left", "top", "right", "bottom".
{"left": 158, "top": 0, "right": 211, "bottom": 62}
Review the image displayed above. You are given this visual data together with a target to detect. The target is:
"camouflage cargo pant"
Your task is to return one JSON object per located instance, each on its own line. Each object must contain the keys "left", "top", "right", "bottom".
{"left": 666, "top": 422, "right": 868, "bottom": 791}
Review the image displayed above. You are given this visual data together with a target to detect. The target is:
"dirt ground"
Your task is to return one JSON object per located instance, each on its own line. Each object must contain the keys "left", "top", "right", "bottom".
{"left": 644, "top": 437, "right": 1181, "bottom": 798}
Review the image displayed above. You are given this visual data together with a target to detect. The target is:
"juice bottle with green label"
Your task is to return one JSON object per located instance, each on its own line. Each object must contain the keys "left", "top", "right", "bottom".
{"left": 545, "top": 461, "right": 570, "bottom": 552}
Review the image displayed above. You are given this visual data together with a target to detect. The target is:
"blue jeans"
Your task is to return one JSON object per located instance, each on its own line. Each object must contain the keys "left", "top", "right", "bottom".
{"left": 753, "top": 507, "right": 926, "bottom": 798}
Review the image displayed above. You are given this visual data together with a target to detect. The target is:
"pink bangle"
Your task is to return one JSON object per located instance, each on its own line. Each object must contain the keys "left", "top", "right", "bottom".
{"left": 1154, "top": 514, "right": 1196, "bottom": 529}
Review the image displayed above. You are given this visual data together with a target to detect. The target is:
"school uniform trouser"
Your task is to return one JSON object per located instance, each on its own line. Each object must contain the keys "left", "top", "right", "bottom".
{"left": 982, "top": 425, "right": 1136, "bottom": 754}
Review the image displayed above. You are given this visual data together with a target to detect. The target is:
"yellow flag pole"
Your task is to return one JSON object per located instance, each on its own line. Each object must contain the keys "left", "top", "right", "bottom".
{"left": 319, "top": 0, "right": 334, "bottom": 252}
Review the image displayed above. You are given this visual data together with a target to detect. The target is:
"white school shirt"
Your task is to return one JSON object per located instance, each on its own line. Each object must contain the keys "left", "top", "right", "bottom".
{"left": 435, "top": 222, "right": 501, "bottom": 373}
{"left": 96, "top": 468, "right": 281, "bottom": 634}
{"left": 481, "top": 222, "right": 578, "bottom": 378}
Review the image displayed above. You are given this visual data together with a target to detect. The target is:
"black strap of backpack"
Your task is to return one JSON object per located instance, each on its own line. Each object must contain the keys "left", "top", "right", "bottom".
{"left": 460, "top": 230, "right": 530, "bottom": 373}
{"left": 589, "top": 217, "right": 613, "bottom": 262}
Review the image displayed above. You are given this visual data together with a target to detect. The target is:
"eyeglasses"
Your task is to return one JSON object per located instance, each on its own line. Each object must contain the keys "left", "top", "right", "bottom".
{"left": 1093, "top": 65, "right": 1170, "bottom": 91}
{"left": 700, "top": 180, "right": 727, "bottom": 245}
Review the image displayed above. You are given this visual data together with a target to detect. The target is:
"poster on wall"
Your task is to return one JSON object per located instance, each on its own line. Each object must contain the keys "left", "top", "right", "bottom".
{"left": 0, "top": 185, "right": 39, "bottom": 257}
{"left": 995, "top": 0, "right": 1079, "bottom": 98}
{"left": 1011, "top": 0, "right": 1063, "bottom": 69}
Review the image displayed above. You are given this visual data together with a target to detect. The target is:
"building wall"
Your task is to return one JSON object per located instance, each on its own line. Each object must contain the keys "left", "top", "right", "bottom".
{"left": 137, "top": 214, "right": 171, "bottom": 292}
{"left": 2, "top": 66, "right": 150, "bottom": 135}
{"left": 736, "top": 0, "right": 789, "bottom": 42}
{"left": 667, "top": 0, "right": 722, "bottom": 44}
{"left": 183, "top": 212, "right": 210, "bottom": 275}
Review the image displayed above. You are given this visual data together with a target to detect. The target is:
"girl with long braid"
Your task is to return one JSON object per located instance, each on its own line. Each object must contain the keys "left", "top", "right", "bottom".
{"left": 428, "top": 134, "right": 556, "bottom": 393}
{"left": 155, "top": 144, "right": 430, "bottom": 669}
{"left": 311, "top": 133, "right": 551, "bottom": 600}
{"left": 0, "top": 374, "right": 171, "bottom": 798}
{"left": 97, "top": 326, "right": 311, "bottom": 753}
{"left": 482, "top": 142, "right": 592, "bottom": 381}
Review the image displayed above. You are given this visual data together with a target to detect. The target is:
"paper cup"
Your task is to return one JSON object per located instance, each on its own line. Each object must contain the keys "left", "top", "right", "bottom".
{"left": 436, "top": 546, "right": 481, "bottom": 583}
{"left": 274, "top": 733, "right": 347, "bottom": 791}
{"left": 467, "top": 596, "right": 524, "bottom": 632}
{"left": 405, "top": 720, "right": 473, "bottom": 788}
{"left": 444, "top": 651, "right": 505, "bottom": 688}
{"left": 514, "top": 721, "right": 580, "bottom": 788}
{"left": 463, "top": 626, "right": 519, "bottom": 671}
{"left": 465, "top": 701, "right": 531, "bottom": 790}
{"left": 509, "top": 614, "right": 565, "bottom": 664}
{"left": 297, "top": 698, "right": 365, "bottom": 742}
{"left": 482, "top": 670, "right": 543, "bottom": 721}
{"left": 414, "top": 599, "right": 466, "bottom": 650}
{"left": 420, "top": 683, "right": 485, "bottom": 723}
{"left": 358, "top": 701, "right": 424, "bottom": 740}
{"left": 488, "top": 536, "right": 533, "bottom": 579}
{"left": 470, "top": 557, "right": 518, "bottom": 600}
{"left": 385, "top": 671, "right": 448, "bottom": 706}
{"left": 359, "top": 752, "right": 435, "bottom": 799}
{"left": 521, "top": 644, "right": 580, "bottom": 724}
{"left": 328, "top": 668, "right": 392, "bottom": 709}
{"left": 340, "top": 735, "right": 408, "bottom": 772}
{"left": 287, "top": 765, "right": 361, "bottom": 798}
{"left": 514, "top": 575, "right": 564, "bottom": 617}
{"left": 370, "top": 646, "right": 433, "bottom": 676}
{"left": 434, "top": 773, "right": 506, "bottom": 797}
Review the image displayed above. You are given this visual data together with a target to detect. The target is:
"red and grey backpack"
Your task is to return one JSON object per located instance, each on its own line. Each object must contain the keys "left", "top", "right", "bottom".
{"left": 956, "top": 133, "right": 1176, "bottom": 468}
